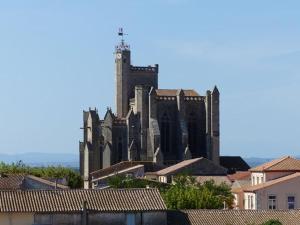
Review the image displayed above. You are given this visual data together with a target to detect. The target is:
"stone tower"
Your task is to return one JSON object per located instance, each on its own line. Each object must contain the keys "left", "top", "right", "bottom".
{"left": 79, "top": 31, "right": 220, "bottom": 181}
{"left": 115, "top": 42, "right": 131, "bottom": 118}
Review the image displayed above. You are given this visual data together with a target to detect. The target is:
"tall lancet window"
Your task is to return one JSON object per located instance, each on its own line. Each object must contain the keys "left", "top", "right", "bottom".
{"left": 161, "top": 113, "right": 171, "bottom": 153}
{"left": 118, "top": 137, "right": 123, "bottom": 162}
{"left": 188, "top": 112, "right": 197, "bottom": 156}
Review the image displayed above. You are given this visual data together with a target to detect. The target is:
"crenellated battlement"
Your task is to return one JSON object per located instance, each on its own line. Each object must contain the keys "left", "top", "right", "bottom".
{"left": 130, "top": 65, "right": 158, "bottom": 73}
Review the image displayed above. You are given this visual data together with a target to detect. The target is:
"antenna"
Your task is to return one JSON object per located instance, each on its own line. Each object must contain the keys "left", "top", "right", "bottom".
{"left": 116, "top": 27, "right": 130, "bottom": 51}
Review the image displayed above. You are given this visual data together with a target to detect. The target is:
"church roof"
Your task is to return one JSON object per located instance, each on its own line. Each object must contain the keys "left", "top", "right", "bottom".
{"left": 155, "top": 158, "right": 227, "bottom": 176}
{"left": 155, "top": 89, "right": 200, "bottom": 97}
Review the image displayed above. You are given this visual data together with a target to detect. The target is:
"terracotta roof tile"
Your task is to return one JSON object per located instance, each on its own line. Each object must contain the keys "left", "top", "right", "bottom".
{"left": 0, "top": 174, "right": 25, "bottom": 190}
{"left": 167, "top": 209, "right": 300, "bottom": 225}
{"left": 155, "top": 89, "right": 200, "bottom": 97}
{"left": 250, "top": 156, "right": 300, "bottom": 172}
{"left": 90, "top": 161, "right": 165, "bottom": 179}
{"left": 227, "top": 171, "right": 251, "bottom": 182}
{"left": 156, "top": 158, "right": 202, "bottom": 176}
{"left": 0, "top": 188, "right": 166, "bottom": 212}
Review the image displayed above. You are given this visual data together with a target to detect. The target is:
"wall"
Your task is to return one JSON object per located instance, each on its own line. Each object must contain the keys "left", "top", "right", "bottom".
{"left": 255, "top": 175, "right": 300, "bottom": 210}
{"left": 0, "top": 211, "right": 167, "bottom": 225}
{"left": 0, "top": 213, "right": 34, "bottom": 225}
{"left": 265, "top": 171, "right": 294, "bottom": 182}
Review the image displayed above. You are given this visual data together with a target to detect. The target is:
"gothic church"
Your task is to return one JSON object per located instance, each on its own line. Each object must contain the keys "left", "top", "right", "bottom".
{"left": 79, "top": 37, "right": 220, "bottom": 180}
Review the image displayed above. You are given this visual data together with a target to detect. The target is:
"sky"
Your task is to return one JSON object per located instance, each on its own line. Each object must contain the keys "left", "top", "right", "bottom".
{"left": 0, "top": 0, "right": 299, "bottom": 158}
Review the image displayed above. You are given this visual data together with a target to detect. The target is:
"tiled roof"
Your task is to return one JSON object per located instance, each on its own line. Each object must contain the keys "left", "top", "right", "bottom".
{"left": 250, "top": 156, "right": 300, "bottom": 172}
{"left": 242, "top": 172, "right": 300, "bottom": 192}
{"left": 167, "top": 209, "right": 300, "bottom": 225}
{"left": 0, "top": 174, "right": 24, "bottom": 190}
{"left": 0, "top": 188, "right": 166, "bottom": 212}
{"left": 156, "top": 158, "right": 202, "bottom": 176}
{"left": 195, "top": 176, "right": 232, "bottom": 186}
{"left": 227, "top": 171, "right": 251, "bottom": 182}
{"left": 26, "top": 175, "right": 69, "bottom": 189}
{"left": 90, "top": 161, "right": 165, "bottom": 179}
{"left": 155, "top": 89, "right": 200, "bottom": 97}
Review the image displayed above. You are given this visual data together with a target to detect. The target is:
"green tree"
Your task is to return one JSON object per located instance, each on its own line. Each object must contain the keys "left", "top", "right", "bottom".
{"left": 0, "top": 161, "right": 82, "bottom": 188}
{"left": 261, "top": 220, "right": 282, "bottom": 225}
{"left": 163, "top": 174, "right": 234, "bottom": 210}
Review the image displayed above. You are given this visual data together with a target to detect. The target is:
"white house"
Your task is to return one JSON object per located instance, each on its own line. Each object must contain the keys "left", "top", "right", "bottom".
{"left": 232, "top": 156, "right": 300, "bottom": 210}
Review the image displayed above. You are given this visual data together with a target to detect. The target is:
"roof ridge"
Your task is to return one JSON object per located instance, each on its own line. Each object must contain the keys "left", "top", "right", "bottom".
{"left": 267, "top": 156, "right": 291, "bottom": 170}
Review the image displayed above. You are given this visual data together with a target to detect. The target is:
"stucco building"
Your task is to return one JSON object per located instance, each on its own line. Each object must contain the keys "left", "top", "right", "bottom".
{"left": 79, "top": 33, "right": 220, "bottom": 186}
{"left": 232, "top": 156, "right": 300, "bottom": 210}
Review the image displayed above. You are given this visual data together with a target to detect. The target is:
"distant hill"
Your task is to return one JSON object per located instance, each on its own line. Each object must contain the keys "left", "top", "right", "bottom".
{"left": 0, "top": 152, "right": 78, "bottom": 168}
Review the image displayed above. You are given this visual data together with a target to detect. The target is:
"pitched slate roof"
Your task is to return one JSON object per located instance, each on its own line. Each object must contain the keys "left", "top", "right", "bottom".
{"left": 167, "top": 209, "right": 300, "bottom": 225}
{"left": 155, "top": 89, "right": 200, "bottom": 97}
{"left": 155, "top": 158, "right": 227, "bottom": 176}
{"left": 0, "top": 188, "right": 166, "bottom": 213}
{"left": 242, "top": 172, "right": 300, "bottom": 192}
{"left": 220, "top": 156, "right": 250, "bottom": 174}
{"left": 250, "top": 156, "right": 300, "bottom": 172}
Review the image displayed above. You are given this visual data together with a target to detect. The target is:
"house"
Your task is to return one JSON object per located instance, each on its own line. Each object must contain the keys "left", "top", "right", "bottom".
{"left": 232, "top": 156, "right": 300, "bottom": 210}
{"left": 147, "top": 158, "right": 227, "bottom": 184}
{"left": 167, "top": 209, "right": 300, "bottom": 225}
{"left": 0, "top": 174, "right": 69, "bottom": 190}
{"left": 0, "top": 188, "right": 167, "bottom": 225}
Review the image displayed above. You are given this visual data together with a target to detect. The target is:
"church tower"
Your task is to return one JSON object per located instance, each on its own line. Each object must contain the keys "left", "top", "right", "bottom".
{"left": 115, "top": 28, "right": 131, "bottom": 118}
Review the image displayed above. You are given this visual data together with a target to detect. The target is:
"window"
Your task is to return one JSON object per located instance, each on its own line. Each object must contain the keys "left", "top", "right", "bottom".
{"left": 250, "top": 195, "right": 254, "bottom": 209}
{"left": 126, "top": 213, "right": 136, "bottom": 225}
{"left": 247, "top": 195, "right": 251, "bottom": 209}
{"left": 268, "top": 195, "right": 277, "bottom": 209}
{"left": 161, "top": 113, "right": 171, "bottom": 153}
{"left": 257, "top": 177, "right": 259, "bottom": 185}
{"left": 288, "top": 196, "right": 295, "bottom": 209}
{"left": 261, "top": 176, "right": 264, "bottom": 183}
{"left": 187, "top": 113, "right": 197, "bottom": 155}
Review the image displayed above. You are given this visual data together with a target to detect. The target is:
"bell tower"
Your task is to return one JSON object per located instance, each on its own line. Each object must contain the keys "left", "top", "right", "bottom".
{"left": 115, "top": 28, "right": 131, "bottom": 118}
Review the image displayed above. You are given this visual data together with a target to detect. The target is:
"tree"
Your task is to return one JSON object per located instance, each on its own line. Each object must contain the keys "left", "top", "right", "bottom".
{"left": 162, "top": 174, "right": 234, "bottom": 210}
{"left": 0, "top": 161, "right": 82, "bottom": 188}
{"left": 261, "top": 220, "right": 282, "bottom": 225}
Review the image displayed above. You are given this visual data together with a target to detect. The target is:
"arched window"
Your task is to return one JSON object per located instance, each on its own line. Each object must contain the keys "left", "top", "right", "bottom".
{"left": 188, "top": 112, "right": 197, "bottom": 155}
{"left": 161, "top": 113, "right": 171, "bottom": 153}
{"left": 118, "top": 137, "right": 123, "bottom": 162}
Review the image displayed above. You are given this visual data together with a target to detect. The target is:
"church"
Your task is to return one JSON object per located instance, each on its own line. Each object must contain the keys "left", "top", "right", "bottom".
{"left": 79, "top": 34, "right": 220, "bottom": 181}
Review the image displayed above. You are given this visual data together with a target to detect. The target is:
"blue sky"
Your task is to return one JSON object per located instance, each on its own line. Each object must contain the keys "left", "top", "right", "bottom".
{"left": 0, "top": 0, "right": 299, "bottom": 157}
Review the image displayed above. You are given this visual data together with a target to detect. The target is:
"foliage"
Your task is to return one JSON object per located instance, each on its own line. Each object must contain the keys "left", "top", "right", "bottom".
{"left": 107, "top": 174, "right": 170, "bottom": 192}
{"left": 108, "top": 173, "right": 234, "bottom": 210}
{"left": 0, "top": 161, "right": 82, "bottom": 188}
{"left": 162, "top": 174, "right": 234, "bottom": 209}
{"left": 261, "top": 220, "right": 282, "bottom": 225}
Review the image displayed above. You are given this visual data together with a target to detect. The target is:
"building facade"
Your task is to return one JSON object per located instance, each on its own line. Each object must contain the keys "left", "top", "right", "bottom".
{"left": 79, "top": 37, "right": 220, "bottom": 183}
{"left": 232, "top": 156, "right": 300, "bottom": 210}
